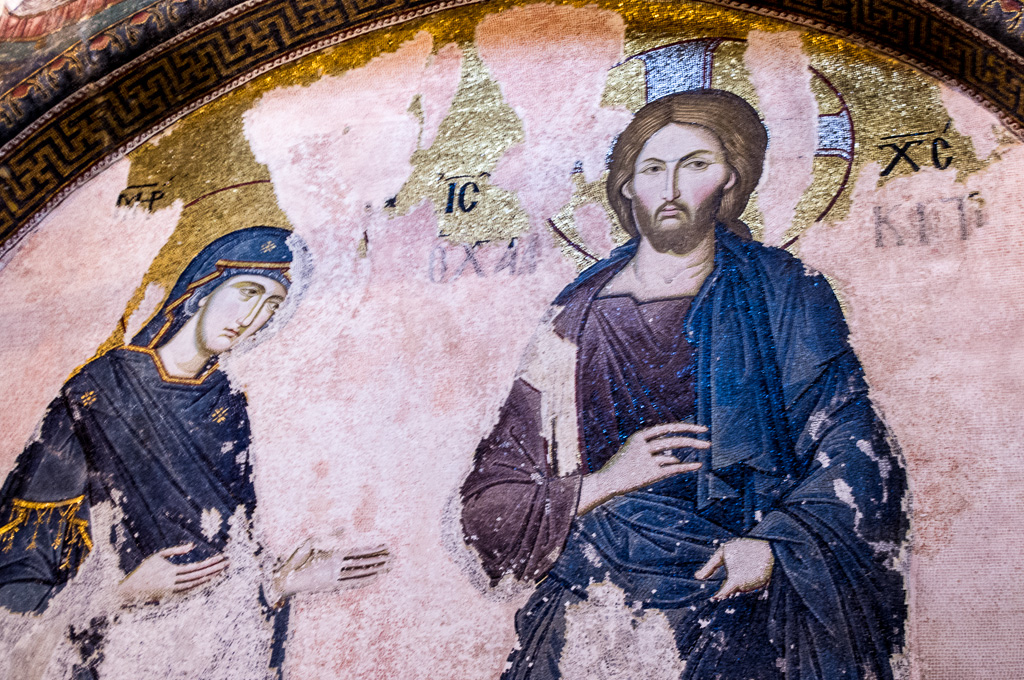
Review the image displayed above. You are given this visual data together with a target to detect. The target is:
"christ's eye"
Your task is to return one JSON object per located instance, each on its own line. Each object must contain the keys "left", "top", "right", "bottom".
{"left": 640, "top": 164, "right": 663, "bottom": 175}
{"left": 687, "top": 160, "right": 709, "bottom": 170}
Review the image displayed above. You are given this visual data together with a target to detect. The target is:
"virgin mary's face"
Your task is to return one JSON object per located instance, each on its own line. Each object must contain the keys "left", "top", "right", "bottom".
{"left": 196, "top": 274, "right": 287, "bottom": 355}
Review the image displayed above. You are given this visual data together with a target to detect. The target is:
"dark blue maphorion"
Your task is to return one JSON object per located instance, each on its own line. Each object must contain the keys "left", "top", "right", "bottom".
{"left": 0, "top": 226, "right": 296, "bottom": 676}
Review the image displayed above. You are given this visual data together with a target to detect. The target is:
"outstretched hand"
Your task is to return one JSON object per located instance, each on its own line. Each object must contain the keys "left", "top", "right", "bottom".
{"left": 273, "top": 540, "right": 390, "bottom": 599}
{"left": 119, "top": 543, "right": 229, "bottom": 606}
{"left": 578, "top": 422, "right": 707, "bottom": 515}
{"left": 694, "top": 538, "right": 774, "bottom": 600}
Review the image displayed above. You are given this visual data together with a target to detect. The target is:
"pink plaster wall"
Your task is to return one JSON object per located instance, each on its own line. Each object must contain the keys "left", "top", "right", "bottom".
{"left": 4, "top": 7, "right": 1024, "bottom": 678}
{"left": 744, "top": 30, "right": 817, "bottom": 246}
{"left": 0, "top": 160, "right": 181, "bottom": 473}
{"left": 241, "top": 30, "right": 582, "bottom": 677}
{"left": 800, "top": 135, "right": 1024, "bottom": 680}
{"left": 476, "top": 4, "right": 632, "bottom": 226}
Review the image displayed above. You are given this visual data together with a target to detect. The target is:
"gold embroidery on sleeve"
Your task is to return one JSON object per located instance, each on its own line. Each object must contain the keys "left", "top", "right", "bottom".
{"left": 0, "top": 496, "right": 92, "bottom": 570}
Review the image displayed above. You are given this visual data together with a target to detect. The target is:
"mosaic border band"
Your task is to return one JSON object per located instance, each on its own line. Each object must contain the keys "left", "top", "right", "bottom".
{"left": 1, "top": 0, "right": 1022, "bottom": 252}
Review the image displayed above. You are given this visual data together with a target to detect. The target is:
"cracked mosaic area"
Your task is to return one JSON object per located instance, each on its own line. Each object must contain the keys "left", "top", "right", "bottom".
{"left": 0, "top": 2, "right": 1021, "bottom": 678}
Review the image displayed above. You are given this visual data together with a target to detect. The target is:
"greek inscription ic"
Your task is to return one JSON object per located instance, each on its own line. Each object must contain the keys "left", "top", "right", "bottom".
{"left": 445, "top": 178, "right": 479, "bottom": 214}
{"left": 439, "top": 172, "right": 488, "bottom": 218}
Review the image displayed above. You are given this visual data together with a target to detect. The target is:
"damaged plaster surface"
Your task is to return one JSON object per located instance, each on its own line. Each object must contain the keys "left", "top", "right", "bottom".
{"left": 0, "top": 3, "right": 1021, "bottom": 678}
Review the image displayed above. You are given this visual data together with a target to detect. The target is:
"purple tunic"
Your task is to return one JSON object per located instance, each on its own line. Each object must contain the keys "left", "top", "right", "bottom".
{"left": 461, "top": 228, "right": 907, "bottom": 680}
{"left": 578, "top": 295, "right": 696, "bottom": 474}
{"left": 460, "top": 291, "right": 700, "bottom": 583}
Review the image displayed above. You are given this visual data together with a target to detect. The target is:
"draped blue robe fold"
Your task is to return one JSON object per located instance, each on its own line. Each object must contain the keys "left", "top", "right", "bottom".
{"left": 0, "top": 347, "right": 288, "bottom": 676}
{"left": 462, "top": 226, "right": 908, "bottom": 680}
{"left": 0, "top": 347, "right": 257, "bottom": 611}
{"left": 0, "top": 225, "right": 296, "bottom": 677}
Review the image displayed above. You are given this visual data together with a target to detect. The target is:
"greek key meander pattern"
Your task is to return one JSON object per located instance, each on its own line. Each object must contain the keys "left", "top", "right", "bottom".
{"left": 0, "top": 0, "right": 242, "bottom": 140}
{"left": 0, "top": 0, "right": 1021, "bottom": 250}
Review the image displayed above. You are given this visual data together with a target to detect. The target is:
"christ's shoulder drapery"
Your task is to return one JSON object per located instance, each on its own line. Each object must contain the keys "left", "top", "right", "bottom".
{"left": 461, "top": 226, "right": 907, "bottom": 679}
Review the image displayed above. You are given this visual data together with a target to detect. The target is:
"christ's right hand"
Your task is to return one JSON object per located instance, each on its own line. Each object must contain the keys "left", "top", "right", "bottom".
{"left": 577, "top": 422, "right": 707, "bottom": 515}
{"left": 118, "top": 543, "right": 229, "bottom": 606}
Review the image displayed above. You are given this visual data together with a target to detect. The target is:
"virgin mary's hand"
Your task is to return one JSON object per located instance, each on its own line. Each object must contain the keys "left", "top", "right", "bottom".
{"left": 273, "top": 540, "right": 390, "bottom": 599}
{"left": 118, "top": 543, "right": 229, "bottom": 606}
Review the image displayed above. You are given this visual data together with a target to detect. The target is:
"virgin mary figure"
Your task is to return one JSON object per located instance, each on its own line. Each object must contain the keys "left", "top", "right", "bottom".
{"left": 0, "top": 226, "right": 388, "bottom": 679}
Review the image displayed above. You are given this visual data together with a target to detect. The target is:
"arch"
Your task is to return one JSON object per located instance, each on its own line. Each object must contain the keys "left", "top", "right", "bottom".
{"left": 0, "top": 0, "right": 1020, "bottom": 253}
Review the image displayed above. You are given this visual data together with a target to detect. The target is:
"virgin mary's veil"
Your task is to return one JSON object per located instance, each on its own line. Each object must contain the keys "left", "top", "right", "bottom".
{"left": 235, "top": 230, "right": 313, "bottom": 354}
{"left": 129, "top": 226, "right": 310, "bottom": 351}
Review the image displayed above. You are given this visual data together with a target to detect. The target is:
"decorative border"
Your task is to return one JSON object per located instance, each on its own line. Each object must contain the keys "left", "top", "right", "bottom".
{"left": 0, "top": 0, "right": 246, "bottom": 140}
{"left": 928, "top": 0, "right": 1024, "bottom": 57}
{"left": 0, "top": 0, "right": 1022, "bottom": 254}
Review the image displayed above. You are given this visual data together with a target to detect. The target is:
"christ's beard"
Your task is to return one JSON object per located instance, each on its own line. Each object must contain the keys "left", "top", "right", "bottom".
{"left": 634, "top": 189, "right": 723, "bottom": 255}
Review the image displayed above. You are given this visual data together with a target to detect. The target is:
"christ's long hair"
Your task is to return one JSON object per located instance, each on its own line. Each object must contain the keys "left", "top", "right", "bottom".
{"left": 607, "top": 89, "right": 767, "bottom": 239}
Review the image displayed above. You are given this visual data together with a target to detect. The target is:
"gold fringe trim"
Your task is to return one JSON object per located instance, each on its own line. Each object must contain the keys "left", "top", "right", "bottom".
{"left": 0, "top": 496, "right": 92, "bottom": 570}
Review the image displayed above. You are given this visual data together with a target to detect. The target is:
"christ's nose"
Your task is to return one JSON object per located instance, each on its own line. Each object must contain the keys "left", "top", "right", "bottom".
{"left": 662, "top": 165, "right": 681, "bottom": 201}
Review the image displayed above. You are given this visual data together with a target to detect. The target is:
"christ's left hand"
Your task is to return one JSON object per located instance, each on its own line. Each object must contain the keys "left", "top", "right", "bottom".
{"left": 694, "top": 538, "right": 774, "bottom": 600}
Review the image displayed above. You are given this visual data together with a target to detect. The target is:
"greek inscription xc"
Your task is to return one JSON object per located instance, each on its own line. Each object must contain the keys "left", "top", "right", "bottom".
{"left": 877, "top": 128, "right": 954, "bottom": 177}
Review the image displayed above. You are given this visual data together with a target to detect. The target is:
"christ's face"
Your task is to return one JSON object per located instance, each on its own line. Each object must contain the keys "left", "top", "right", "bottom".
{"left": 196, "top": 274, "right": 287, "bottom": 355}
{"left": 622, "top": 123, "right": 736, "bottom": 254}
